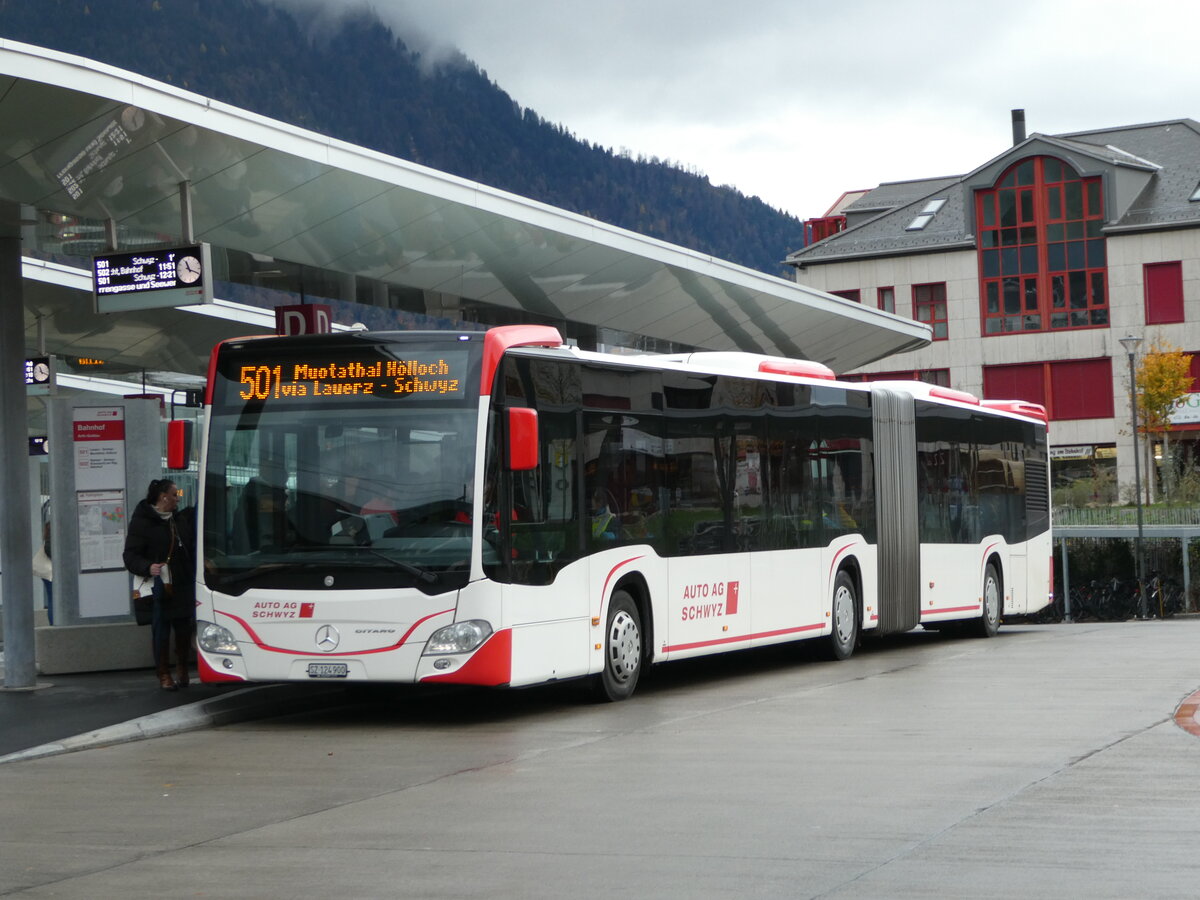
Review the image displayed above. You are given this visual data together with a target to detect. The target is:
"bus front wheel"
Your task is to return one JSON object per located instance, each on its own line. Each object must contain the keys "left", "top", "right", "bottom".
{"left": 824, "top": 569, "right": 858, "bottom": 661}
{"left": 973, "top": 563, "right": 1002, "bottom": 638}
{"left": 593, "top": 590, "right": 643, "bottom": 702}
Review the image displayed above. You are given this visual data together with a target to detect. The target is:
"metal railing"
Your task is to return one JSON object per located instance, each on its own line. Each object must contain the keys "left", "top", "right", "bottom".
{"left": 1051, "top": 505, "right": 1200, "bottom": 618}
{"left": 1053, "top": 506, "right": 1200, "bottom": 528}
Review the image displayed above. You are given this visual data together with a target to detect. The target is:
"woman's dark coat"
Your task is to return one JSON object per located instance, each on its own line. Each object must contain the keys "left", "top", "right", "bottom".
{"left": 122, "top": 500, "right": 196, "bottom": 621}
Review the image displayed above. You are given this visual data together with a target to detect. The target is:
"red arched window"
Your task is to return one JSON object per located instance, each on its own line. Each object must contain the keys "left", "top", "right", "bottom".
{"left": 976, "top": 156, "right": 1107, "bottom": 335}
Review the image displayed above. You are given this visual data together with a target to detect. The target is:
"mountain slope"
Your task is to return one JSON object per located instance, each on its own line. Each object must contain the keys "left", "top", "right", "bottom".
{"left": 0, "top": 0, "right": 805, "bottom": 274}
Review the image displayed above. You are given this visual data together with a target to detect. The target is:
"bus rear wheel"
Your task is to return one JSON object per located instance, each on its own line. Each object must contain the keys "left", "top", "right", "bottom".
{"left": 823, "top": 570, "right": 858, "bottom": 660}
{"left": 593, "top": 590, "right": 643, "bottom": 702}
{"left": 973, "top": 563, "right": 1001, "bottom": 638}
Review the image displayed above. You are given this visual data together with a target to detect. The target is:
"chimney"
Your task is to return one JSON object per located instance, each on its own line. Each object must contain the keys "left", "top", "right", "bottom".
{"left": 1011, "top": 109, "right": 1026, "bottom": 145}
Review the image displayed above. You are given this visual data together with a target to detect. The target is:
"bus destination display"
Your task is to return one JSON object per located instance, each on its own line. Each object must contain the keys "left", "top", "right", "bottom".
{"left": 235, "top": 353, "right": 468, "bottom": 401}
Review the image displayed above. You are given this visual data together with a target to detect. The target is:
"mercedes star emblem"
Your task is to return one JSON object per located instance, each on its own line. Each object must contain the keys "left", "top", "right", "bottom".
{"left": 315, "top": 624, "right": 340, "bottom": 651}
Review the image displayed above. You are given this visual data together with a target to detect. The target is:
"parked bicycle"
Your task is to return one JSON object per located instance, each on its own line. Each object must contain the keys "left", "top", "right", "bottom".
{"left": 1145, "top": 572, "right": 1185, "bottom": 619}
{"left": 1064, "top": 577, "right": 1139, "bottom": 622}
{"left": 1049, "top": 573, "right": 1188, "bottom": 623}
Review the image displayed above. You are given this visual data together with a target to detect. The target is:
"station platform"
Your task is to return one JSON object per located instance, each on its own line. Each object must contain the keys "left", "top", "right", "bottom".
{"left": 0, "top": 657, "right": 347, "bottom": 763}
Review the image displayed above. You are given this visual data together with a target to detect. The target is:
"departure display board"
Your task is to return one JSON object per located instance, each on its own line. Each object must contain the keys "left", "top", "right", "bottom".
{"left": 232, "top": 351, "right": 469, "bottom": 402}
{"left": 93, "top": 243, "right": 213, "bottom": 312}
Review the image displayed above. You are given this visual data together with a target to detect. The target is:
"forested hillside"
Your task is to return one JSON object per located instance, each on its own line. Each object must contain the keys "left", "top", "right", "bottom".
{"left": 0, "top": 0, "right": 806, "bottom": 275}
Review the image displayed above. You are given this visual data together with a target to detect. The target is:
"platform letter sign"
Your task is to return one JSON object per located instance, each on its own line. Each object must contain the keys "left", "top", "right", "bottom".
{"left": 93, "top": 243, "right": 213, "bottom": 313}
{"left": 275, "top": 303, "right": 333, "bottom": 335}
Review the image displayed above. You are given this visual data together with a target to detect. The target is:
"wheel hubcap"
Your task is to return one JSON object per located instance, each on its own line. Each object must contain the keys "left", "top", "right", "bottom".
{"left": 985, "top": 576, "right": 999, "bottom": 623}
{"left": 834, "top": 585, "right": 854, "bottom": 644}
{"left": 608, "top": 610, "right": 640, "bottom": 683}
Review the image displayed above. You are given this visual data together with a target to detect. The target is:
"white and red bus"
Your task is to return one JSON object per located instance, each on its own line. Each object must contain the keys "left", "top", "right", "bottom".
{"left": 190, "top": 325, "right": 1051, "bottom": 700}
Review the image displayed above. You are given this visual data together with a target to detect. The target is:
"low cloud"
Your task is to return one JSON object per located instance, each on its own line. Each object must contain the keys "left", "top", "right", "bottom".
{"left": 269, "top": 0, "right": 469, "bottom": 73}
{"left": 265, "top": 0, "right": 1200, "bottom": 216}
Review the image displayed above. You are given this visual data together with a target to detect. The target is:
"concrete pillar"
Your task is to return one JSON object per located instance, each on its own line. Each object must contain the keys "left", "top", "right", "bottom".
{"left": 0, "top": 204, "right": 35, "bottom": 688}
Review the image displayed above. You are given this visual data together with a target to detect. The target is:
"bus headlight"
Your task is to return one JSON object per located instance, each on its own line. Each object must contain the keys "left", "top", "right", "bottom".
{"left": 423, "top": 620, "right": 492, "bottom": 655}
{"left": 198, "top": 621, "right": 241, "bottom": 655}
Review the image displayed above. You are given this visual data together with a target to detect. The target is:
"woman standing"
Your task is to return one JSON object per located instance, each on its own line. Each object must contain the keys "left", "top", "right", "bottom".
{"left": 123, "top": 479, "right": 196, "bottom": 691}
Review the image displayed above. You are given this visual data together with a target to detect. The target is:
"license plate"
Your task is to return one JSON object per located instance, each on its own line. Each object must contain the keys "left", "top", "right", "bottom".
{"left": 307, "top": 662, "right": 349, "bottom": 678}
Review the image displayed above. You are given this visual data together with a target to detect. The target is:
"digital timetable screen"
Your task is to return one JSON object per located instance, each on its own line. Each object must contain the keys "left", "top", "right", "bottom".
{"left": 227, "top": 350, "right": 471, "bottom": 403}
{"left": 92, "top": 243, "right": 213, "bottom": 312}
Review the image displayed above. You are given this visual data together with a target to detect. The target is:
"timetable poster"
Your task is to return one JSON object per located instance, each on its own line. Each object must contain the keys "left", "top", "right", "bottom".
{"left": 77, "top": 490, "right": 127, "bottom": 572}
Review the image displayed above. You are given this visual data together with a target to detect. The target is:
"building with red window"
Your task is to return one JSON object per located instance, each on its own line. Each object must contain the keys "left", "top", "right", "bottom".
{"left": 786, "top": 114, "right": 1200, "bottom": 498}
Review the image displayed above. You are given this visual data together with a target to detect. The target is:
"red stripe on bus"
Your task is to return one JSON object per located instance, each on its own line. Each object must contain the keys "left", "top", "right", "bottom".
{"left": 420, "top": 628, "right": 512, "bottom": 686}
{"left": 216, "top": 606, "right": 454, "bottom": 656}
{"left": 828, "top": 542, "right": 855, "bottom": 582}
{"left": 197, "top": 652, "right": 246, "bottom": 683}
{"left": 599, "top": 556, "right": 645, "bottom": 616}
{"left": 664, "top": 622, "right": 824, "bottom": 654}
{"left": 920, "top": 605, "right": 981, "bottom": 617}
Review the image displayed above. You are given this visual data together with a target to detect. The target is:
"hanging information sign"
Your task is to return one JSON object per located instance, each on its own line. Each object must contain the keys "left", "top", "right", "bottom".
{"left": 93, "top": 243, "right": 213, "bottom": 312}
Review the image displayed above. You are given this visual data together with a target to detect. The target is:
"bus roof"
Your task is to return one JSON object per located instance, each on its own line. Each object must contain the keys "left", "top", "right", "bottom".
{"left": 511, "top": 340, "right": 1049, "bottom": 427}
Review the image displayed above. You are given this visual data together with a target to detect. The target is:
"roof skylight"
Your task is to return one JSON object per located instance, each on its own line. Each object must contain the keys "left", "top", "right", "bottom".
{"left": 906, "top": 198, "right": 946, "bottom": 230}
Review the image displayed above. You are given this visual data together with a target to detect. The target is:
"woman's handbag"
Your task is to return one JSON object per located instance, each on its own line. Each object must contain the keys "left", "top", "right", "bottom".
{"left": 132, "top": 575, "right": 154, "bottom": 626}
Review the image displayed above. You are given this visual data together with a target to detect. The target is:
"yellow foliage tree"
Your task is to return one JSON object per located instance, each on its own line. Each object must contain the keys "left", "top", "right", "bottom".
{"left": 1135, "top": 338, "right": 1193, "bottom": 501}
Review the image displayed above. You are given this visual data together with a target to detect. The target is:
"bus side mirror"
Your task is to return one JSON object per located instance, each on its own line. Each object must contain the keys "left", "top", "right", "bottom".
{"left": 507, "top": 408, "right": 538, "bottom": 471}
{"left": 167, "top": 420, "right": 193, "bottom": 470}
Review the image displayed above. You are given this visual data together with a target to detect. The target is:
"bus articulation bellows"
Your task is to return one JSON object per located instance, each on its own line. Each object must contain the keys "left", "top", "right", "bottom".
{"left": 189, "top": 325, "right": 1051, "bottom": 700}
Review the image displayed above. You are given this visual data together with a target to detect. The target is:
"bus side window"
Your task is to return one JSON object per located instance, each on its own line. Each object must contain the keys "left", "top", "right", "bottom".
{"left": 502, "top": 356, "right": 583, "bottom": 585}
{"left": 584, "top": 410, "right": 663, "bottom": 548}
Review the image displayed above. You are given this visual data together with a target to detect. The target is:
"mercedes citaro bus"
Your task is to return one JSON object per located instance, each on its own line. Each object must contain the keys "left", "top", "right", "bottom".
{"left": 182, "top": 325, "right": 1051, "bottom": 700}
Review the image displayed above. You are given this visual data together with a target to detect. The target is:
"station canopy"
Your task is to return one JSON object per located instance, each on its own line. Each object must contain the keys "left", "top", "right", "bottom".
{"left": 1, "top": 39, "right": 929, "bottom": 384}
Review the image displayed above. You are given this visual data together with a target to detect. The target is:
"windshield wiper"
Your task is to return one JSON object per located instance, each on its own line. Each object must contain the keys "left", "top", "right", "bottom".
{"left": 351, "top": 547, "right": 438, "bottom": 584}
{"left": 211, "top": 549, "right": 438, "bottom": 592}
{"left": 213, "top": 562, "right": 304, "bottom": 591}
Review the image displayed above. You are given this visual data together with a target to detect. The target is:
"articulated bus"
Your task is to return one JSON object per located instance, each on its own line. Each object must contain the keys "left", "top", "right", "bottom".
{"left": 191, "top": 325, "right": 1051, "bottom": 700}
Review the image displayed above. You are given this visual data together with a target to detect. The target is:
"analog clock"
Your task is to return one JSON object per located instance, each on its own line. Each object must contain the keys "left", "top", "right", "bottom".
{"left": 176, "top": 254, "right": 202, "bottom": 285}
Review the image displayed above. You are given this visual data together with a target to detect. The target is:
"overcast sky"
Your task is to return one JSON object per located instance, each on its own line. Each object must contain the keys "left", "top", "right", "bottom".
{"left": 285, "top": 0, "right": 1200, "bottom": 219}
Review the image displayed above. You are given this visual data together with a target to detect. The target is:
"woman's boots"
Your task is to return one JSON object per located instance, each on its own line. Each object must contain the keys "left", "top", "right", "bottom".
{"left": 154, "top": 626, "right": 191, "bottom": 690}
{"left": 174, "top": 627, "right": 192, "bottom": 688}
{"left": 154, "top": 631, "right": 177, "bottom": 691}
{"left": 156, "top": 662, "right": 177, "bottom": 691}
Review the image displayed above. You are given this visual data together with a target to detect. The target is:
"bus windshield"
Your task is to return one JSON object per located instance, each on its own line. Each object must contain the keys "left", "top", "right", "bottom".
{"left": 202, "top": 336, "right": 483, "bottom": 595}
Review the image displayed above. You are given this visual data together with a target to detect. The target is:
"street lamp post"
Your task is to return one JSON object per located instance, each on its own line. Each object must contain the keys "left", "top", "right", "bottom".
{"left": 1119, "top": 334, "right": 1147, "bottom": 619}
